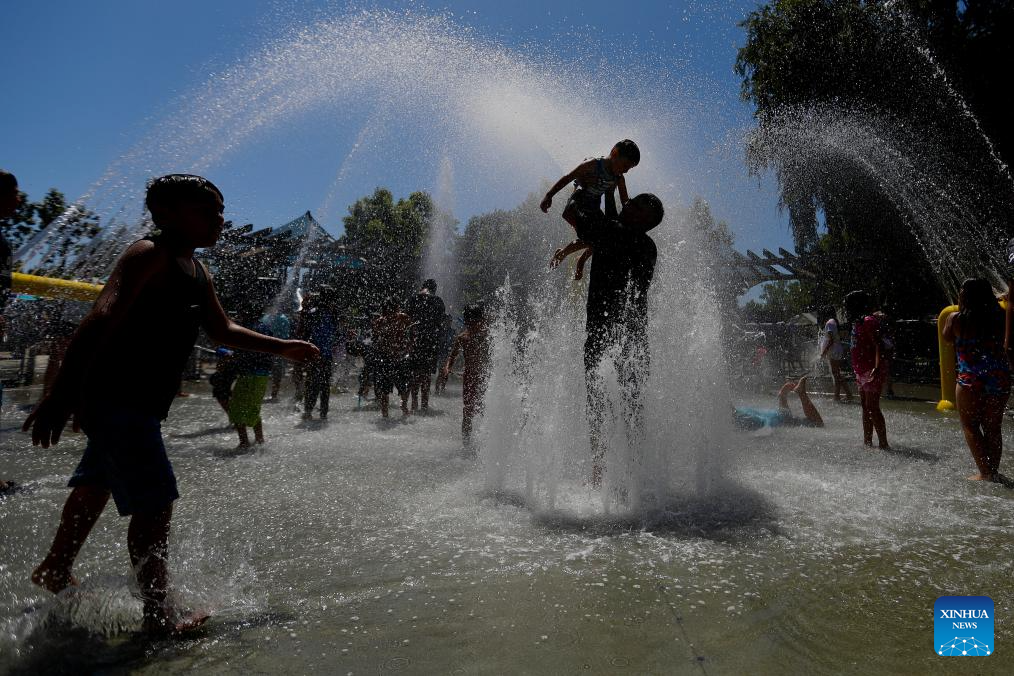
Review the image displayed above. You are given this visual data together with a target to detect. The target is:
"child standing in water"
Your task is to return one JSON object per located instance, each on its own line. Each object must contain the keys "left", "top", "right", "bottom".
{"left": 542, "top": 140, "right": 640, "bottom": 279}
{"left": 943, "top": 278, "right": 1010, "bottom": 482}
{"left": 372, "top": 297, "right": 413, "bottom": 418}
{"left": 24, "top": 175, "right": 318, "bottom": 634}
{"left": 441, "top": 304, "right": 491, "bottom": 451}
{"left": 844, "top": 290, "right": 889, "bottom": 449}
{"left": 819, "top": 306, "right": 853, "bottom": 402}
{"left": 228, "top": 312, "right": 275, "bottom": 448}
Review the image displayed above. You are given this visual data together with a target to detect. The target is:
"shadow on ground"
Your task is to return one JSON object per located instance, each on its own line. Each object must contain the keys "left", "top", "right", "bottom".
{"left": 481, "top": 481, "right": 784, "bottom": 541}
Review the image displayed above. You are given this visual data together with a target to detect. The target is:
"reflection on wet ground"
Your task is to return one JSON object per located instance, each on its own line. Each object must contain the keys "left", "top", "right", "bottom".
{"left": 2, "top": 387, "right": 1013, "bottom": 674}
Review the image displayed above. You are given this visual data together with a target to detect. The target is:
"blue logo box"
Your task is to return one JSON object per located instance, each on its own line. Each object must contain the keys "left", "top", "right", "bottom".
{"left": 935, "top": 596, "right": 994, "bottom": 656}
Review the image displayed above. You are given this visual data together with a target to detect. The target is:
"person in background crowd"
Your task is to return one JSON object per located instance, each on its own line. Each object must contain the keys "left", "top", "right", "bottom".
{"left": 845, "top": 290, "right": 890, "bottom": 449}
{"left": 819, "top": 306, "right": 853, "bottom": 402}
{"left": 297, "top": 291, "right": 339, "bottom": 421}
{"left": 442, "top": 303, "right": 492, "bottom": 450}
{"left": 262, "top": 307, "right": 292, "bottom": 401}
{"left": 405, "top": 279, "right": 446, "bottom": 412}
{"left": 372, "top": 297, "right": 413, "bottom": 418}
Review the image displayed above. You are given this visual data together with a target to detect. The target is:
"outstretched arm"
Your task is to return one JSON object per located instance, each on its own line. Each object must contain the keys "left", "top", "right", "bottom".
{"left": 617, "top": 174, "right": 629, "bottom": 206}
{"left": 550, "top": 239, "right": 592, "bottom": 269}
{"left": 540, "top": 162, "right": 590, "bottom": 212}
{"left": 201, "top": 265, "right": 319, "bottom": 363}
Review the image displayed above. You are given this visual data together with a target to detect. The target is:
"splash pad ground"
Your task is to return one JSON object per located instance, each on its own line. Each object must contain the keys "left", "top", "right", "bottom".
{"left": 2, "top": 381, "right": 1013, "bottom": 674}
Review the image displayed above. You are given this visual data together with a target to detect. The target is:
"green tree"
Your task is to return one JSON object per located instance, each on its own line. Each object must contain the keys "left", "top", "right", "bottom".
{"left": 340, "top": 187, "right": 435, "bottom": 304}
{"left": 35, "top": 188, "right": 69, "bottom": 229}
{"left": 31, "top": 189, "right": 101, "bottom": 276}
{"left": 455, "top": 190, "right": 569, "bottom": 307}
{"left": 685, "top": 197, "right": 741, "bottom": 310}
{"left": 734, "top": 0, "right": 1011, "bottom": 314}
{"left": 0, "top": 190, "right": 37, "bottom": 251}
{"left": 686, "top": 197, "right": 735, "bottom": 263}
{"left": 737, "top": 1, "right": 1013, "bottom": 143}
{"left": 742, "top": 280, "right": 814, "bottom": 323}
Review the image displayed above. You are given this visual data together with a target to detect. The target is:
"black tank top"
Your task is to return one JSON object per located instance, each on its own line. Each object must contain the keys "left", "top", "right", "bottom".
{"left": 89, "top": 241, "right": 209, "bottom": 419}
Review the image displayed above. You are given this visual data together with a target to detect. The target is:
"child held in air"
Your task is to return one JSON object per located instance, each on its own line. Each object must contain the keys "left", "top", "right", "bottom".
{"left": 542, "top": 140, "right": 640, "bottom": 279}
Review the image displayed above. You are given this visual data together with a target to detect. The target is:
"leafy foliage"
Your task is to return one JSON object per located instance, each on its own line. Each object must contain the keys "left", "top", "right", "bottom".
{"left": 0, "top": 191, "right": 37, "bottom": 251}
{"left": 339, "top": 187, "right": 436, "bottom": 307}
{"left": 32, "top": 190, "right": 101, "bottom": 276}
{"left": 736, "top": 0, "right": 1012, "bottom": 314}
{"left": 0, "top": 188, "right": 101, "bottom": 275}
{"left": 742, "top": 280, "right": 814, "bottom": 322}
{"left": 455, "top": 190, "right": 569, "bottom": 307}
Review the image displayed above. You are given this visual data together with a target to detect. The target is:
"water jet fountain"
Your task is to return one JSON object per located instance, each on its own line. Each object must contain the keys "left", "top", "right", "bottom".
{"left": 3, "top": 8, "right": 1014, "bottom": 674}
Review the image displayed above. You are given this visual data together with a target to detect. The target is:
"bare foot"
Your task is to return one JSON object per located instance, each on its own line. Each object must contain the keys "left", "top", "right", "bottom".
{"left": 32, "top": 563, "right": 79, "bottom": 594}
{"left": 142, "top": 609, "right": 210, "bottom": 637}
{"left": 967, "top": 473, "right": 994, "bottom": 481}
{"left": 795, "top": 376, "right": 809, "bottom": 393}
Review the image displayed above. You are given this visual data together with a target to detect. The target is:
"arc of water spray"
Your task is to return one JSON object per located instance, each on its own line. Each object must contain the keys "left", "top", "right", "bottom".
{"left": 266, "top": 108, "right": 389, "bottom": 317}
{"left": 883, "top": 0, "right": 1013, "bottom": 187}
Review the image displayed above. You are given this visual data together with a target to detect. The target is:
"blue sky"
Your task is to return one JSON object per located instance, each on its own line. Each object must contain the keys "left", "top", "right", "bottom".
{"left": 0, "top": 0, "right": 791, "bottom": 257}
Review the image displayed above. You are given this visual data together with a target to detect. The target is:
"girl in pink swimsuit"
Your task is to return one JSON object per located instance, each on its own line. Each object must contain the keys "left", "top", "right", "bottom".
{"left": 845, "top": 291, "right": 889, "bottom": 448}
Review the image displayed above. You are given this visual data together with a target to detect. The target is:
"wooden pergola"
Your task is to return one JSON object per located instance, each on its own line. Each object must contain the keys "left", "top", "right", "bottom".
{"left": 723, "top": 247, "right": 815, "bottom": 295}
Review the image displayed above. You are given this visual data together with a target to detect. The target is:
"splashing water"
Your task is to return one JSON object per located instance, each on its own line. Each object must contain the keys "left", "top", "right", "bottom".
{"left": 14, "top": 9, "right": 733, "bottom": 514}
{"left": 747, "top": 105, "right": 1010, "bottom": 298}
{"left": 480, "top": 228, "right": 732, "bottom": 516}
{"left": 18, "top": 10, "right": 684, "bottom": 278}
{"left": 8, "top": 8, "right": 1014, "bottom": 673}
{"left": 883, "top": 0, "right": 1013, "bottom": 188}
{"left": 422, "top": 154, "right": 458, "bottom": 306}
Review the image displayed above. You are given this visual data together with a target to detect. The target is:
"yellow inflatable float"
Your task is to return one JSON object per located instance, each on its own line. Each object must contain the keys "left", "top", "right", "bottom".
{"left": 936, "top": 298, "right": 1008, "bottom": 411}
{"left": 5, "top": 271, "right": 104, "bottom": 302}
{"left": 936, "top": 305, "right": 959, "bottom": 411}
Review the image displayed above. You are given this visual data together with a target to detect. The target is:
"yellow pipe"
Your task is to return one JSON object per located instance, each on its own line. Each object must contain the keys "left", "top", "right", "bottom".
{"left": 10, "top": 272, "right": 103, "bottom": 302}
{"left": 936, "top": 305, "right": 959, "bottom": 411}
{"left": 937, "top": 298, "right": 1009, "bottom": 412}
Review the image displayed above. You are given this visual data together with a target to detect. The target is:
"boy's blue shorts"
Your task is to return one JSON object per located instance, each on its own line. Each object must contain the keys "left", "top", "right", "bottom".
{"left": 68, "top": 410, "right": 179, "bottom": 516}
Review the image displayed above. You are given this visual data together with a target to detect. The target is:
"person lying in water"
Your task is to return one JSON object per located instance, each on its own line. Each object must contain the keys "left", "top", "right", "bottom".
{"left": 733, "top": 376, "right": 824, "bottom": 433}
